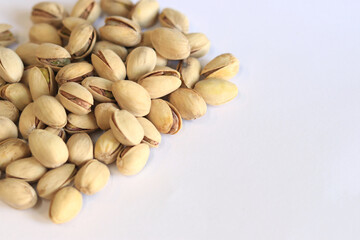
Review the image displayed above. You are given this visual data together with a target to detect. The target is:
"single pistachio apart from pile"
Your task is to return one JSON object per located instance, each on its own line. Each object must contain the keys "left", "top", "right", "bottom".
{"left": 33, "top": 95, "right": 67, "bottom": 128}
{"left": 186, "top": 33, "right": 211, "bottom": 58}
{"left": 66, "top": 23, "right": 97, "bottom": 59}
{"left": 45, "top": 127, "right": 67, "bottom": 141}
{"left": 29, "top": 23, "right": 62, "bottom": 45}
{"left": 82, "top": 77, "right": 115, "bottom": 103}
{"left": 126, "top": 46, "right": 157, "bottom": 81}
{"left": 116, "top": 143, "right": 150, "bottom": 176}
{"left": 58, "top": 82, "right": 94, "bottom": 115}
{"left": 137, "top": 117, "right": 161, "bottom": 148}
{"left": 31, "top": 2, "right": 67, "bottom": 28}
{"left": 93, "top": 41, "right": 128, "bottom": 61}
{"left": 65, "top": 112, "right": 98, "bottom": 134}
{"left": 58, "top": 17, "right": 88, "bottom": 41}
{"left": 0, "top": 24, "right": 16, "bottom": 47}
{"left": 5, "top": 157, "right": 47, "bottom": 182}
{"left": 159, "top": 8, "right": 189, "bottom": 34}
{"left": 94, "top": 103, "right": 119, "bottom": 130}
{"left": 55, "top": 62, "right": 94, "bottom": 85}
{"left": 100, "top": 0, "right": 133, "bottom": 17}
{"left": 129, "top": 0, "right": 160, "bottom": 28}
{"left": 28, "top": 66, "right": 56, "bottom": 100}
{"left": 0, "top": 47, "right": 24, "bottom": 83}
{"left": 0, "top": 138, "right": 31, "bottom": 170}
{"left": 177, "top": 57, "right": 201, "bottom": 88}
{"left": 0, "top": 100, "right": 19, "bottom": 122}
{"left": 0, "top": 178, "right": 37, "bottom": 210}
{"left": 71, "top": 0, "right": 101, "bottom": 23}
{"left": 91, "top": 49, "right": 126, "bottom": 82}
{"left": 19, "top": 103, "right": 46, "bottom": 139}
{"left": 201, "top": 53, "right": 240, "bottom": 80}
{"left": 67, "top": 133, "right": 94, "bottom": 166}
{"left": 15, "top": 42, "right": 39, "bottom": 66}
{"left": 95, "top": 130, "right": 124, "bottom": 165}
{"left": 0, "top": 83, "right": 32, "bottom": 111}
{"left": 0, "top": 116, "right": 18, "bottom": 142}
{"left": 36, "top": 43, "right": 71, "bottom": 71}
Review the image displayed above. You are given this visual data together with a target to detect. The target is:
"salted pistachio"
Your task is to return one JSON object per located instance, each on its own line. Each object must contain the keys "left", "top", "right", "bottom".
{"left": 31, "top": 2, "right": 67, "bottom": 27}
{"left": 0, "top": 83, "right": 32, "bottom": 111}
{"left": 49, "top": 187, "right": 82, "bottom": 224}
{"left": 28, "top": 66, "right": 56, "bottom": 100}
{"left": 74, "top": 159, "right": 110, "bottom": 195}
{"left": 112, "top": 80, "right": 151, "bottom": 117}
{"left": 29, "top": 129, "right": 69, "bottom": 168}
{"left": 15, "top": 43, "right": 39, "bottom": 66}
{"left": 67, "top": 133, "right": 93, "bottom": 166}
{"left": 201, "top": 53, "right": 240, "bottom": 80}
{"left": 126, "top": 47, "right": 156, "bottom": 81}
{"left": 58, "top": 82, "right": 94, "bottom": 115}
{"left": 129, "top": 0, "right": 159, "bottom": 28}
{"left": 45, "top": 127, "right": 67, "bottom": 141}
{"left": 116, "top": 143, "right": 150, "bottom": 176}
{"left": 19, "top": 103, "right": 46, "bottom": 139}
{"left": 100, "top": 0, "right": 133, "bottom": 16}
{"left": 0, "top": 138, "right": 31, "bottom": 170}
{"left": 177, "top": 57, "right": 201, "bottom": 88}
{"left": 151, "top": 27, "right": 190, "bottom": 60}
{"left": 71, "top": 0, "right": 101, "bottom": 23}
{"left": 66, "top": 23, "right": 96, "bottom": 59}
{"left": 58, "top": 17, "right": 88, "bottom": 40}
{"left": 29, "top": 23, "right": 62, "bottom": 45}
{"left": 82, "top": 77, "right": 115, "bottom": 103}
{"left": 0, "top": 47, "right": 24, "bottom": 83}
{"left": 156, "top": 52, "right": 167, "bottom": 67}
{"left": 0, "top": 24, "right": 16, "bottom": 47}
{"left": 33, "top": 95, "right": 67, "bottom": 128}
{"left": 94, "top": 103, "right": 119, "bottom": 130}
{"left": 95, "top": 130, "right": 124, "bottom": 165}
{"left": 0, "top": 116, "right": 17, "bottom": 142}
{"left": 186, "top": 33, "right": 211, "bottom": 58}
{"left": 110, "top": 109, "right": 144, "bottom": 146}
{"left": 91, "top": 49, "right": 126, "bottom": 82}
{"left": 147, "top": 99, "right": 182, "bottom": 135}
{"left": 137, "top": 117, "right": 161, "bottom": 148}
{"left": 36, "top": 43, "right": 71, "bottom": 71}
{"left": 0, "top": 100, "right": 19, "bottom": 122}
{"left": 159, "top": 8, "right": 189, "bottom": 33}
{"left": 65, "top": 112, "right": 98, "bottom": 134}
{"left": 93, "top": 41, "right": 128, "bottom": 61}
{"left": 0, "top": 178, "right": 37, "bottom": 210}
{"left": 99, "top": 16, "right": 141, "bottom": 47}
{"left": 55, "top": 62, "right": 94, "bottom": 85}
{"left": 194, "top": 78, "right": 238, "bottom": 105}
{"left": 6, "top": 157, "right": 47, "bottom": 182}
{"left": 37, "top": 164, "right": 77, "bottom": 200}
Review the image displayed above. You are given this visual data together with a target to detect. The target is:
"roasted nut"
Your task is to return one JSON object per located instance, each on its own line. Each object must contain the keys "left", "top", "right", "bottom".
{"left": 0, "top": 83, "right": 32, "bottom": 111}
{"left": 0, "top": 24, "right": 16, "bottom": 47}
{"left": 45, "top": 127, "right": 67, "bottom": 141}
{"left": 186, "top": 33, "right": 211, "bottom": 58}
{"left": 91, "top": 49, "right": 126, "bottom": 82}
{"left": 0, "top": 138, "right": 31, "bottom": 170}
{"left": 129, "top": 0, "right": 159, "bottom": 28}
{"left": 126, "top": 47, "right": 156, "bottom": 81}
{"left": 29, "top": 23, "right": 62, "bottom": 45}
{"left": 31, "top": 2, "right": 67, "bottom": 27}
{"left": 159, "top": 8, "right": 189, "bottom": 33}
{"left": 201, "top": 53, "right": 240, "bottom": 80}
{"left": 194, "top": 78, "right": 238, "bottom": 105}
{"left": 95, "top": 130, "right": 124, "bottom": 165}
{"left": 100, "top": 0, "right": 133, "bottom": 17}
{"left": 177, "top": 57, "right": 201, "bottom": 88}
{"left": 67, "top": 133, "right": 93, "bottom": 166}
{"left": 116, "top": 143, "right": 150, "bottom": 176}
{"left": 19, "top": 103, "right": 46, "bottom": 139}
{"left": 58, "top": 82, "right": 94, "bottom": 115}
{"left": 137, "top": 117, "right": 161, "bottom": 148}
{"left": 15, "top": 42, "right": 39, "bottom": 66}
{"left": 33, "top": 95, "right": 67, "bottom": 128}
{"left": 94, "top": 103, "right": 119, "bottom": 130}
{"left": 0, "top": 116, "right": 18, "bottom": 141}
{"left": 93, "top": 41, "right": 128, "bottom": 61}
{"left": 0, "top": 100, "right": 19, "bottom": 122}
{"left": 58, "top": 17, "right": 88, "bottom": 41}
{"left": 28, "top": 66, "right": 57, "bottom": 100}
{"left": 36, "top": 43, "right": 71, "bottom": 71}
{"left": 6, "top": 157, "right": 47, "bottom": 182}
{"left": 0, "top": 47, "right": 24, "bottom": 83}
{"left": 66, "top": 23, "right": 96, "bottom": 59}
{"left": 55, "top": 62, "right": 94, "bottom": 85}
{"left": 65, "top": 112, "right": 98, "bottom": 134}
{"left": 71, "top": 0, "right": 101, "bottom": 23}
{"left": 82, "top": 77, "right": 115, "bottom": 103}
{"left": 0, "top": 178, "right": 37, "bottom": 210}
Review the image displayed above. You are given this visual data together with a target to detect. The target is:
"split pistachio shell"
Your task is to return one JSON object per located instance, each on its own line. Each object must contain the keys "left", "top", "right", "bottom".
{"left": 37, "top": 164, "right": 77, "bottom": 200}
{"left": 94, "top": 103, "right": 119, "bottom": 130}
{"left": 71, "top": 0, "right": 101, "bottom": 23}
{"left": 116, "top": 143, "right": 150, "bottom": 176}
{"left": 93, "top": 41, "right": 128, "bottom": 61}
{"left": 130, "top": 0, "right": 159, "bottom": 28}
{"left": 137, "top": 117, "right": 161, "bottom": 148}
{"left": 177, "top": 57, "right": 201, "bottom": 88}
{"left": 0, "top": 100, "right": 19, "bottom": 122}
{"left": 91, "top": 49, "right": 126, "bottom": 82}
{"left": 82, "top": 77, "right": 115, "bottom": 103}
{"left": 0, "top": 47, "right": 24, "bottom": 83}
{"left": 187, "top": 33, "right": 211, "bottom": 58}
{"left": 201, "top": 53, "right": 240, "bottom": 80}
{"left": 194, "top": 78, "right": 238, "bottom": 105}
{"left": 100, "top": 0, "right": 133, "bottom": 17}
{"left": 36, "top": 43, "right": 71, "bottom": 71}
{"left": 29, "top": 23, "right": 62, "bottom": 45}
{"left": 33, "top": 95, "right": 67, "bottom": 128}
{"left": 0, "top": 138, "right": 31, "bottom": 170}
{"left": 28, "top": 66, "right": 57, "bottom": 100}
{"left": 65, "top": 112, "right": 98, "bottom": 134}
{"left": 6, "top": 157, "right": 47, "bottom": 182}
{"left": 99, "top": 16, "right": 141, "bottom": 47}
{"left": 0, "top": 116, "right": 17, "bottom": 141}
{"left": 147, "top": 99, "right": 182, "bottom": 135}
{"left": 55, "top": 62, "right": 94, "bottom": 85}
{"left": 0, "top": 178, "right": 37, "bottom": 210}
{"left": 31, "top": 2, "right": 67, "bottom": 27}
{"left": 58, "top": 82, "right": 94, "bottom": 115}
{"left": 45, "top": 127, "right": 67, "bottom": 141}
{"left": 67, "top": 133, "right": 93, "bottom": 166}
{"left": 19, "top": 103, "right": 46, "bottom": 139}
{"left": 66, "top": 23, "right": 96, "bottom": 59}
{"left": 95, "top": 130, "right": 123, "bottom": 165}
{"left": 58, "top": 17, "right": 88, "bottom": 40}
{"left": 0, "top": 83, "right": 32, "bottom": 111}
{"left": 159, "top": 8, "right": 189, "bottom": 33}
{"left": 110, "top": 109, "right": 145, "bottom": 146}
{"left": 137, "top": 72, "right": 181, "bottom": 99}
{"left": 151, "top": 27, "right": 190, "bottom": 60}
{"left": 74, "top": 159, "right": 110, "bottom": 195}
{"left": 126, "top": 47, "right": 157, "bottom": 81}
{"left": 112, "top": 80, "right": 151, "bottom": 117}
{"left": 0, "top": 24, "right": 16, "bottom": 47}
{"left": 15, "top": 42, "right": 39, "bottom": 66}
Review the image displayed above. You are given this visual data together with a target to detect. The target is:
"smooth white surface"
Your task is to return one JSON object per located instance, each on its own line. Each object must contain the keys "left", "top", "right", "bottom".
{"left": 1, "top": 0, "right": 360, "bottom": 239}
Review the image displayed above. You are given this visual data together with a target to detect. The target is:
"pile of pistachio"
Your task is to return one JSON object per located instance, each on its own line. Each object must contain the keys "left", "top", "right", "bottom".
{"left": 0, "top": 0, "right": 239, "bottom": 224}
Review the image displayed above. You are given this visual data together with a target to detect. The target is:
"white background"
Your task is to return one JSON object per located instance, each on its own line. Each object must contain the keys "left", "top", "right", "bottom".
{"left": 1, "top": 0, "right": 360, "bottom": 239}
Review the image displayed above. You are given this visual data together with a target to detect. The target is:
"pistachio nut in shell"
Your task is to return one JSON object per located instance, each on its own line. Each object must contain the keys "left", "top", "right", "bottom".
{"left": 91, "top": 49, "right": 126, "bottom": 82}
{"left": 58, "top": 82, "right": 94, "bottom": 115}
{"left": 137, "top": 117, "right": 161, "bottom": 148}
{"left": 0, "top": 116, "right": 18, "bottom": 142}
{"left": 71, "top": 0, "right": 101, "bottom": 23}
{"left": 186, "top": 33, "right": 211, "bottom": 58}
{"left": 15, "top": 42, "right": 39, "bottom": 66}
{"left": 156, "top": 52, "right": 167, "bottom": 67}
{"left": 147, "top": 99, "right": 182, "bottom": 135}
{"left": 29, "top": 23, "right": 62, "bottom": 45}
{"left": 0, "top": 178, "right": 37, "bottom": 210}
{"left": 0, "top": 100, "right": 19, "bottom": 122}
{"left": 37, "top": 164, "right": 77, "bottom": 200}
{"left": 33, "top": 95, "right": 67, "bottom": 128}
{"left": 159, "top": 8, "right": 189, "bottom": 33}
{"left": 136, "top": 30, "right": 153, "bottom": 48}
{"left": 116, "top": 143, "right": 150, "bottom": 176}
{"left": 0, "top": 24, "right": 16, "bottom": 47}
{"left": 0, "top": 138, "right": 31, "bottom": 170}
{"left": 29, "top": 129, "right": 69, "bottom": 168}
{"left": 95, "top": 130, "right": 124, "bottom": 165}
{"left": 28, "top": 66, "right": 57, "bottom": 100}
{"left": 55, "top": 62, "right": 94, "bottom": 85}
{"left": 112, "top": 80, "right": 151, "bottom": 117}
{"left": 126, "top": 46, "right": 157, "bottom": 81}
{"left": 74, "top": 159, "right": 110, "bottom": 195}
{"left": 67, "top": 133, "right": 93, "bottom": 166}
{"left": 82, "top": 77, "right": 115, "bottom": 103}
{"left": 201, "top": 53, "right": 240, "bottom": 80}
{"left": 58, "top": 17, "right": 88, "bottom": 40}
{"left": 94, "top": 103, "right": 119, "bottom": 130}
{"left": 36, "top": 43, "right": 71, "bottom": 71}
{"left": 138, "top": 72, "right": 181, "bottom": 99}
{"left": 93, "top": 41, "right": 128, "bottom": 61}
{"left": 19, "top": 103, "right": 46, "bottom": 139}
{"left": 66, "top": 23, "right": 96, "bottom": 59}
{"left": 6, "top": 157, "right": 47, "bottom": 182}
{"left": 49, "top": 187, "right": 82, "bottom": 224}
{"left": 151, "top": 27, "right": 190, "bottom": 60}
{"left": 177, "top": 57, "right": 201, "bottom": 88}
{"left": 0, "top": 83, "right": 32, "bottom": 111}
{"left": 110, "top": 109, "right": 145, "bottom": 146}
{"left": 0, "top": 47, "right": 24, "bottom": 83}
{"left": 31, "top": 2, "right": 67, "bottom": 27}
{"left": 130, "top": 0, "right": 159, "bottom": 28}
{"left": 194, "top": 78, "right": 238, "bottom": 105}
{"left": 19, "top": 67, "right": 33, "bottom": 87}
{"left": 100, "top": 0, "right": 133, "bottom": 17}
{"left": 65, "top": 112, "right": 98, "bottom": 134}
{"left": 45, "top": 127, "right": 67, "bottom": 141}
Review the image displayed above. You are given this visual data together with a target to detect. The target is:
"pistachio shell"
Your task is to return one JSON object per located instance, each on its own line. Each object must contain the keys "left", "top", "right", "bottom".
{"left": 58, "top": 17, "right": 88, "bottom": 40}
{"left": 66, "top": 23, "right": 96, "bottom": 59}
{"left": 36, "top": 43, "right": 71, "bottom": 71}
{"left": 94, "top": 103, "right": 119, "bottom": 130}
{"left": 0, "top": 24, "right": 16, "bottom": 47}
{"left": 137, "top": 117, "right": 161, "bottom": 148}
{"left": 93, "top": 41, "right": 128, "bottom": 61}
{"left": 0, "top": 138, "right": 31, "bottom": 170}
{"left": 116, "top": 143, "right": 150, "bottom": 176}
{"left": 28, "top": 66, "right": 57, "bottom": 100}
{"left": 0, "top": 47, "right": 24, "bottom": 83}
{"left": 177, "top": 57, "right": 201, "bottom": 88}
{"left": 58, "top": 82, "right": 94, "bottom": 115}
{"left": 201, "top": 53, "right": 240, "bottom": 80}
{"left": 0, "top": 116, "right": 18, "bottom": 142}
{"left": 138, "top": 75, "right": 181, "bottom": 99}
{"left": 19, "top": 103, "right": 46, "bottom": 139}
{"left": 136, "top": 30, "right": 153, "bottom": 48}
{"left": 156, "top": 52, "right": 167, "bottom": 67}
{"left": 82, "top": 77, "right": 115, "bottom": 103}
{"left": 100, "top": 0, "right": 133, "bottom": 17}
{"left": 0, "top": 100, "right": 19, "bottom": 122}
{"left": 31, "top": 2, "right": 67, "bottom": 27}
{"left": 0, "top": 83, "right": 32, "bottom": 111}
{"left": 95, "top": 130, "right": 123, "bottom": 165}
{"left": 6, "top": 157, "right": 47, "bottom": 182}
{"left": 33, "top": 95, "right": 67, "bottom": 128}
{"left": 194, "top": 78, "right": 238, "bottom": 105}
{"left": 15, "top": 43, "right": 39, "bottom": 66}
{"left": 186, "top": 33, "right": 211, "bottom": 58}
{"left": 126, "top": 47, "right": 157, "bottom": 81}
{"left": 91, "top": 49, "right": 126, "bottom": 82}
{"left": 29, "top": 23, "right": 62, "bottom": 45}
{"left": 45, "top": 127, "right": 67, "bottom": 141}
{"left": 55, "top": 62, "right": 94, "bottom": 85}
{"left": 70, "top": 0, "right": 101, "bottom": 23}
{"left": 159, "top": 8, "right": 189, "bottom": 33}
{"left": 65, "top": 112, "right": 98, "bottom": 134}
{"left": 130, "top": 0, "right": 159, "bottom": 28}
{"left": 67, "top": 133, "right": 93, "bottom": 166}
{"left": 0, "top": 178, "right": 37, "bottom": 210}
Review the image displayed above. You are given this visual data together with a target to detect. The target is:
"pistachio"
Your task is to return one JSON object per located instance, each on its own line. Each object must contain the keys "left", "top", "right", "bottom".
{"left": 31, "top": 2, "right": 67, "bottom": 28}
{"left": 0, "top": 178, "right": 37, "bottom": 210}
{"left": 151, "top": 27, "right": 190, "bottom": 60}
{"left": 127, "top": 47, "right": 156, "bottom": 81}
{"left": 15, "top": 42, "right": 39, "bottom": 66}
{"left": 6, "top": 157, "right": 47, "bottom": 182}
{"left": 186, "top": 33, "right": 211, "bottom": 58}
{"left": 49, "top": 187, "right": 82, "bottom": 224}
{"left": 0, "top": 100, "right": 19, "bottom": 122}
{"left": 82, "top": 77, "right": 115, "bottom": 103}
{"left": 116, "top": 143, "right": 150, "bottom": 176}
{"left": 130, "top": 0, "right": 159, "bottom": 28}
{"left": 28, "top": 66, "right": 57, "bottom": 100}
{"left": 0, "top": 47, "right": 24, "bottom": 83}
{"left": 99, "top": 16, "right": 141, "bottom": 47}
{"left": 0, "top": 24, "right": 16, "bottom": 47}
{"left": 194, "top": 78, "right": 238, "bottom": 105}
{"left": 0, "top": 138, "right": 31, "bottom": 170}
{"left": 137, "top": 117, "right": 161, "bottom": 148}
{"left": 94, "top": 103, "right": 119, "bottom": 130}
{"left": 29, "top": 23, "right": 62, "bottom": 45}
{"left": 147, "top": 99, "right": 182, "bottom": 135}
{"left": 37, "top": 164, "right": 77, "bottom": 200}
{"left": 177, "top": 57, "right": 201, "bottom": 88}
{"left": 66, "top": 23, "right": 96, "bottom": 59}
{"left": 95, "top": 130, "right": 124, "bottom": 165}
{"left": 0, "top": 83, "right": 32, "bottom": 111}
{"left": 65, "top": 112, "right": 98, "bottom": 134}
{"left": 156, "top": 52, "right": 167, "bottom": 67}
{"left": 19, "top": 103, "right": 46, "bottom": 139}
{"left": 58, "top": 82, "right": 94, "bottom": 115}
{"left": 67, "top": 133, "right": 93, "bottom": 166}
{"left": 58, "top": 17, "right": 88, "bottom": 41}
{"left": 33, "top": 95, "right": 67, "bottom": 128}
{"left": 45, "top": 127, "right": 67, "bottom": 141}
{"left": 100, "top": 0, "right": 133, "bottom": 17}
{"left": 74, "top": 159, "right": 110, "bottom": 195}
{"left": 0, "top": 77, "right": 6, "bottom": 87}
{"left": 55, "top": 62, "right": 94, "bottom": 85}
{"left": 110, "top": 109, "right": 145, "bottom": 146}
{"left": 93, "top": 41, "right": 128, "bottom": 61}
{"left": 71, "top": 0, "right": 101, "bottom": 23}
{"left": 0, "top": 116, "right": 18, "bottom": 142}
{"left": 136, "top": 30, "right": 153, "bottom": 48}
{"left": 159, "top": 8, "right": 189, "bottom": 33}
{"left": 112, "top": 80, "right": 151, "bottom": 117}
{"left": 36, "top": 43, "right": 71, "bottom": 71}
{"left": 91, "top": 49, "right": 126, "bottom": 82}
{"left": 201, "top": 53, "right": 240, "bottom": 80}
